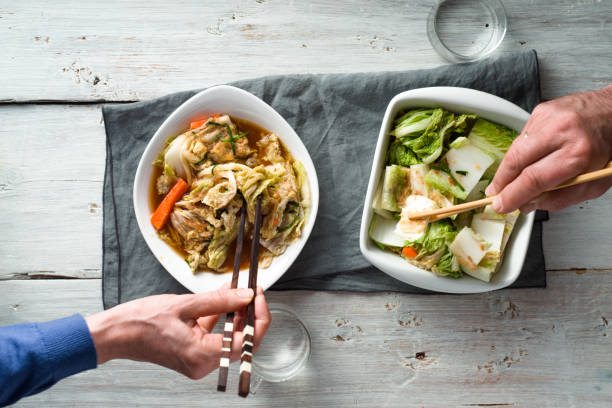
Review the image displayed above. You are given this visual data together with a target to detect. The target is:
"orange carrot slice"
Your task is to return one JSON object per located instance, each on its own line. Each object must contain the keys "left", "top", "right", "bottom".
{"left": 190, "top": 114, "right": 222, "bottom": 130}
{"left": 402, "top": 246, "right": 418, "bottom": 259}
{"left": 190, "top": 120, "right": 207, "bottom": 130}
{"left": 150, "top": 178, "right": 189, "bottom": 230}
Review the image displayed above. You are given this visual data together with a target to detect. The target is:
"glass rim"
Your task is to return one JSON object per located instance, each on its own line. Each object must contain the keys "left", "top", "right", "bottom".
{"left": 426, "top": 0, "right": 508, "bottom": 63}
{"left": 251, "top": 305, "right": 312, "bottom": 383}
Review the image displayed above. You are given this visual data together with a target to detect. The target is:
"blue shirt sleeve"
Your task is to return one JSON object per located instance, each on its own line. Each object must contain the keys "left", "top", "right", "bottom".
{"left": 0, "top": 314, "right": 98, "bottom": 406}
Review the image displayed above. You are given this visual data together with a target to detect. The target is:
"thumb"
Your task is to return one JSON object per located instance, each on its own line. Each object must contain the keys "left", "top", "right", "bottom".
{"left": 179, "top": 288, "right": 254, "bottom": 319}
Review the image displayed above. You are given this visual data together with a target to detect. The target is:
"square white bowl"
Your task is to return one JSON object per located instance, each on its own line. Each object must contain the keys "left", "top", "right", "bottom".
{"left": 133, "top": 85, "right": 319, "bottom": 293}
{"left": 359, "top": 87, "right": 534, "bottom": 294}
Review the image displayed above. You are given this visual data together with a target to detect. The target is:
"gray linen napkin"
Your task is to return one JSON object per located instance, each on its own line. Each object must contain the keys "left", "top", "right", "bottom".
{"left": 102, "top": 50, "right": 545, "bottom": 308}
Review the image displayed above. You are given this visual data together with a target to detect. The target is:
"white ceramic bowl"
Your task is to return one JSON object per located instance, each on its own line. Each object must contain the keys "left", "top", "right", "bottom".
{"left": 133, "top": 85, "right": 319, "bottom": 293}
{"left": 359, "top": 87, "right": 534, "bottom": 294}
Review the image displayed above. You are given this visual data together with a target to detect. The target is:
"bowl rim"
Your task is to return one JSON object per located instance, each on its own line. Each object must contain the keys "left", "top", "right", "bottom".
{"left": 133, "top": 84, "right": 320, "bottom": 293}
{"left": 359, "top": 86, "right": 534, "bottom": 294}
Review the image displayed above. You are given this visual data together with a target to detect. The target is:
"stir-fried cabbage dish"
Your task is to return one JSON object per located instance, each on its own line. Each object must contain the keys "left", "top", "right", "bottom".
{"left": 150, "top": 114, "right": 310, "bottom": 273}
{"left": 369, "top": 108, "right": 520, "bottom": 282}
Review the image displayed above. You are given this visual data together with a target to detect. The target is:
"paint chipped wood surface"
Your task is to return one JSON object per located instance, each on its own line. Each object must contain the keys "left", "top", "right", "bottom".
{"left": 1, "top": 0, "right": 612, "bottom": 406}
{"left": 1, "top": 0, "right": 611, "bottom": 103}
{"left": 2, "top": 273, "right": 611, "bottom": 407}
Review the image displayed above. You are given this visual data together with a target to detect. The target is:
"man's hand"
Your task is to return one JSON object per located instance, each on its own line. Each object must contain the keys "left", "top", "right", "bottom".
{"left": 85, "top": 287, "right": 271, "bottom": 379}
{"left": 486, "top": 85, "right": 612, "bottom": 213}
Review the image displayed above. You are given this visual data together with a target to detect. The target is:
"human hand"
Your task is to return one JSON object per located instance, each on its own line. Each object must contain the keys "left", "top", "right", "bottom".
{"left": 486, "top": 85, "right": 612, "bottom": 213}
{"left": 85, "top": 286, "right": 271, "bottom": 379}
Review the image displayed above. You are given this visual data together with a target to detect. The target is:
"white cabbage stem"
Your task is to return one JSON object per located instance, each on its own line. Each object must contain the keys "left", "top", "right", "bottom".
{"left": 202, "top": 171, "right": 237, "bottom": 209}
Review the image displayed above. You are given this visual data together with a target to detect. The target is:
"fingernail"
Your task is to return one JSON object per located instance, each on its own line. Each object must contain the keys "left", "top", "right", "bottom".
{"left": 236, "top": 288, "right": 254, "bottom": 299}
{"left": 492, "top": 196, "right": 503, "bottom": 213}
{"left": 485, "top": 184, "right": 497, "bottom": 196}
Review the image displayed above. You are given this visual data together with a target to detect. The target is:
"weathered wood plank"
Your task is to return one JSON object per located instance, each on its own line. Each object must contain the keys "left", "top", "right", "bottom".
{"left": 1, "top": 104, "right": 611, "bottom": 279}
{"left": 543, "top": 196, "right": 612, "bottom": 270}
{"left": 0, "top": 0, "right": 611, "bottom": 103}
{"left": 1, "top": 272, "right": 611, "bottom": 407}
{"left": 0, "top": 105, "right": 105, "bottom": 279}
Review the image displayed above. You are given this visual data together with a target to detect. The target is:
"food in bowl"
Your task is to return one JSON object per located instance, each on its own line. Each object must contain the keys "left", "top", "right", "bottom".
{"left": 149, "top": 114, "right": 310, "bottom": 274}
{"left": 369, "top": 107, "right": 520, "bottom": 282}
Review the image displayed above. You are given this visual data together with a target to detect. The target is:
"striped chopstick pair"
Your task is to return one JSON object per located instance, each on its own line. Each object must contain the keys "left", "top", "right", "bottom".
{"left": 217, "top": 195, "right": 262, "bottom": 398}
{"left": 238, "top": 194, "right": 262, "bottom": 398}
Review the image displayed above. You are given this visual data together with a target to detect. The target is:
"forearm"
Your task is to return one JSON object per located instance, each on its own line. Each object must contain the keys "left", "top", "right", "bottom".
{"left": 0, "top": 314, "right": 97, "bottom": 406}
{"left": 593, "top": 84, "right": 612, "bottom": 136}
{"left": 601, "top": 85, "right": 612, "bottom": 136}
{"left": 85, "top": 307, "right": 142, "bottom": 364}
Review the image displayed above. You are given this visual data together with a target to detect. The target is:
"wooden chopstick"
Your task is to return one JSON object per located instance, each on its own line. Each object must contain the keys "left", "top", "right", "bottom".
{"left": 410, "top": 195, "right": 494, "bottom": 221}
{"left": 238, "top": 194, "right": 262, "bottom": 398}
{"left": 217, "top": 202, "right": 247, "bottom": 392}
{"left": 548, "top": 161, "right": 612, "bottom": 191}
{"left": 409, "top": 161, "right": 612, "bottom": 221}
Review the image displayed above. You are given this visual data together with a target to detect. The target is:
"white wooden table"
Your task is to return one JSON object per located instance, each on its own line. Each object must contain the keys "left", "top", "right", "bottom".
{"left": 1, "top": 1, "right": 612, "bottom": 406}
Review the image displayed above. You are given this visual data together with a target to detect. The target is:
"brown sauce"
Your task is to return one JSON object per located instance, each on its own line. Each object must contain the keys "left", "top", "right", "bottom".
{"left": 148, "top": 116, "right": 293, "bottom": 273}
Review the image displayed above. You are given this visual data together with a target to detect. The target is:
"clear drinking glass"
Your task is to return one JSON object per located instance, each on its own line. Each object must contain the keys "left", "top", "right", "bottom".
{"left": 250, "top": 306, "right": 311, "bottom": 392}
{"left": 427, "top": 0, "right": 507, "bottom": 62}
